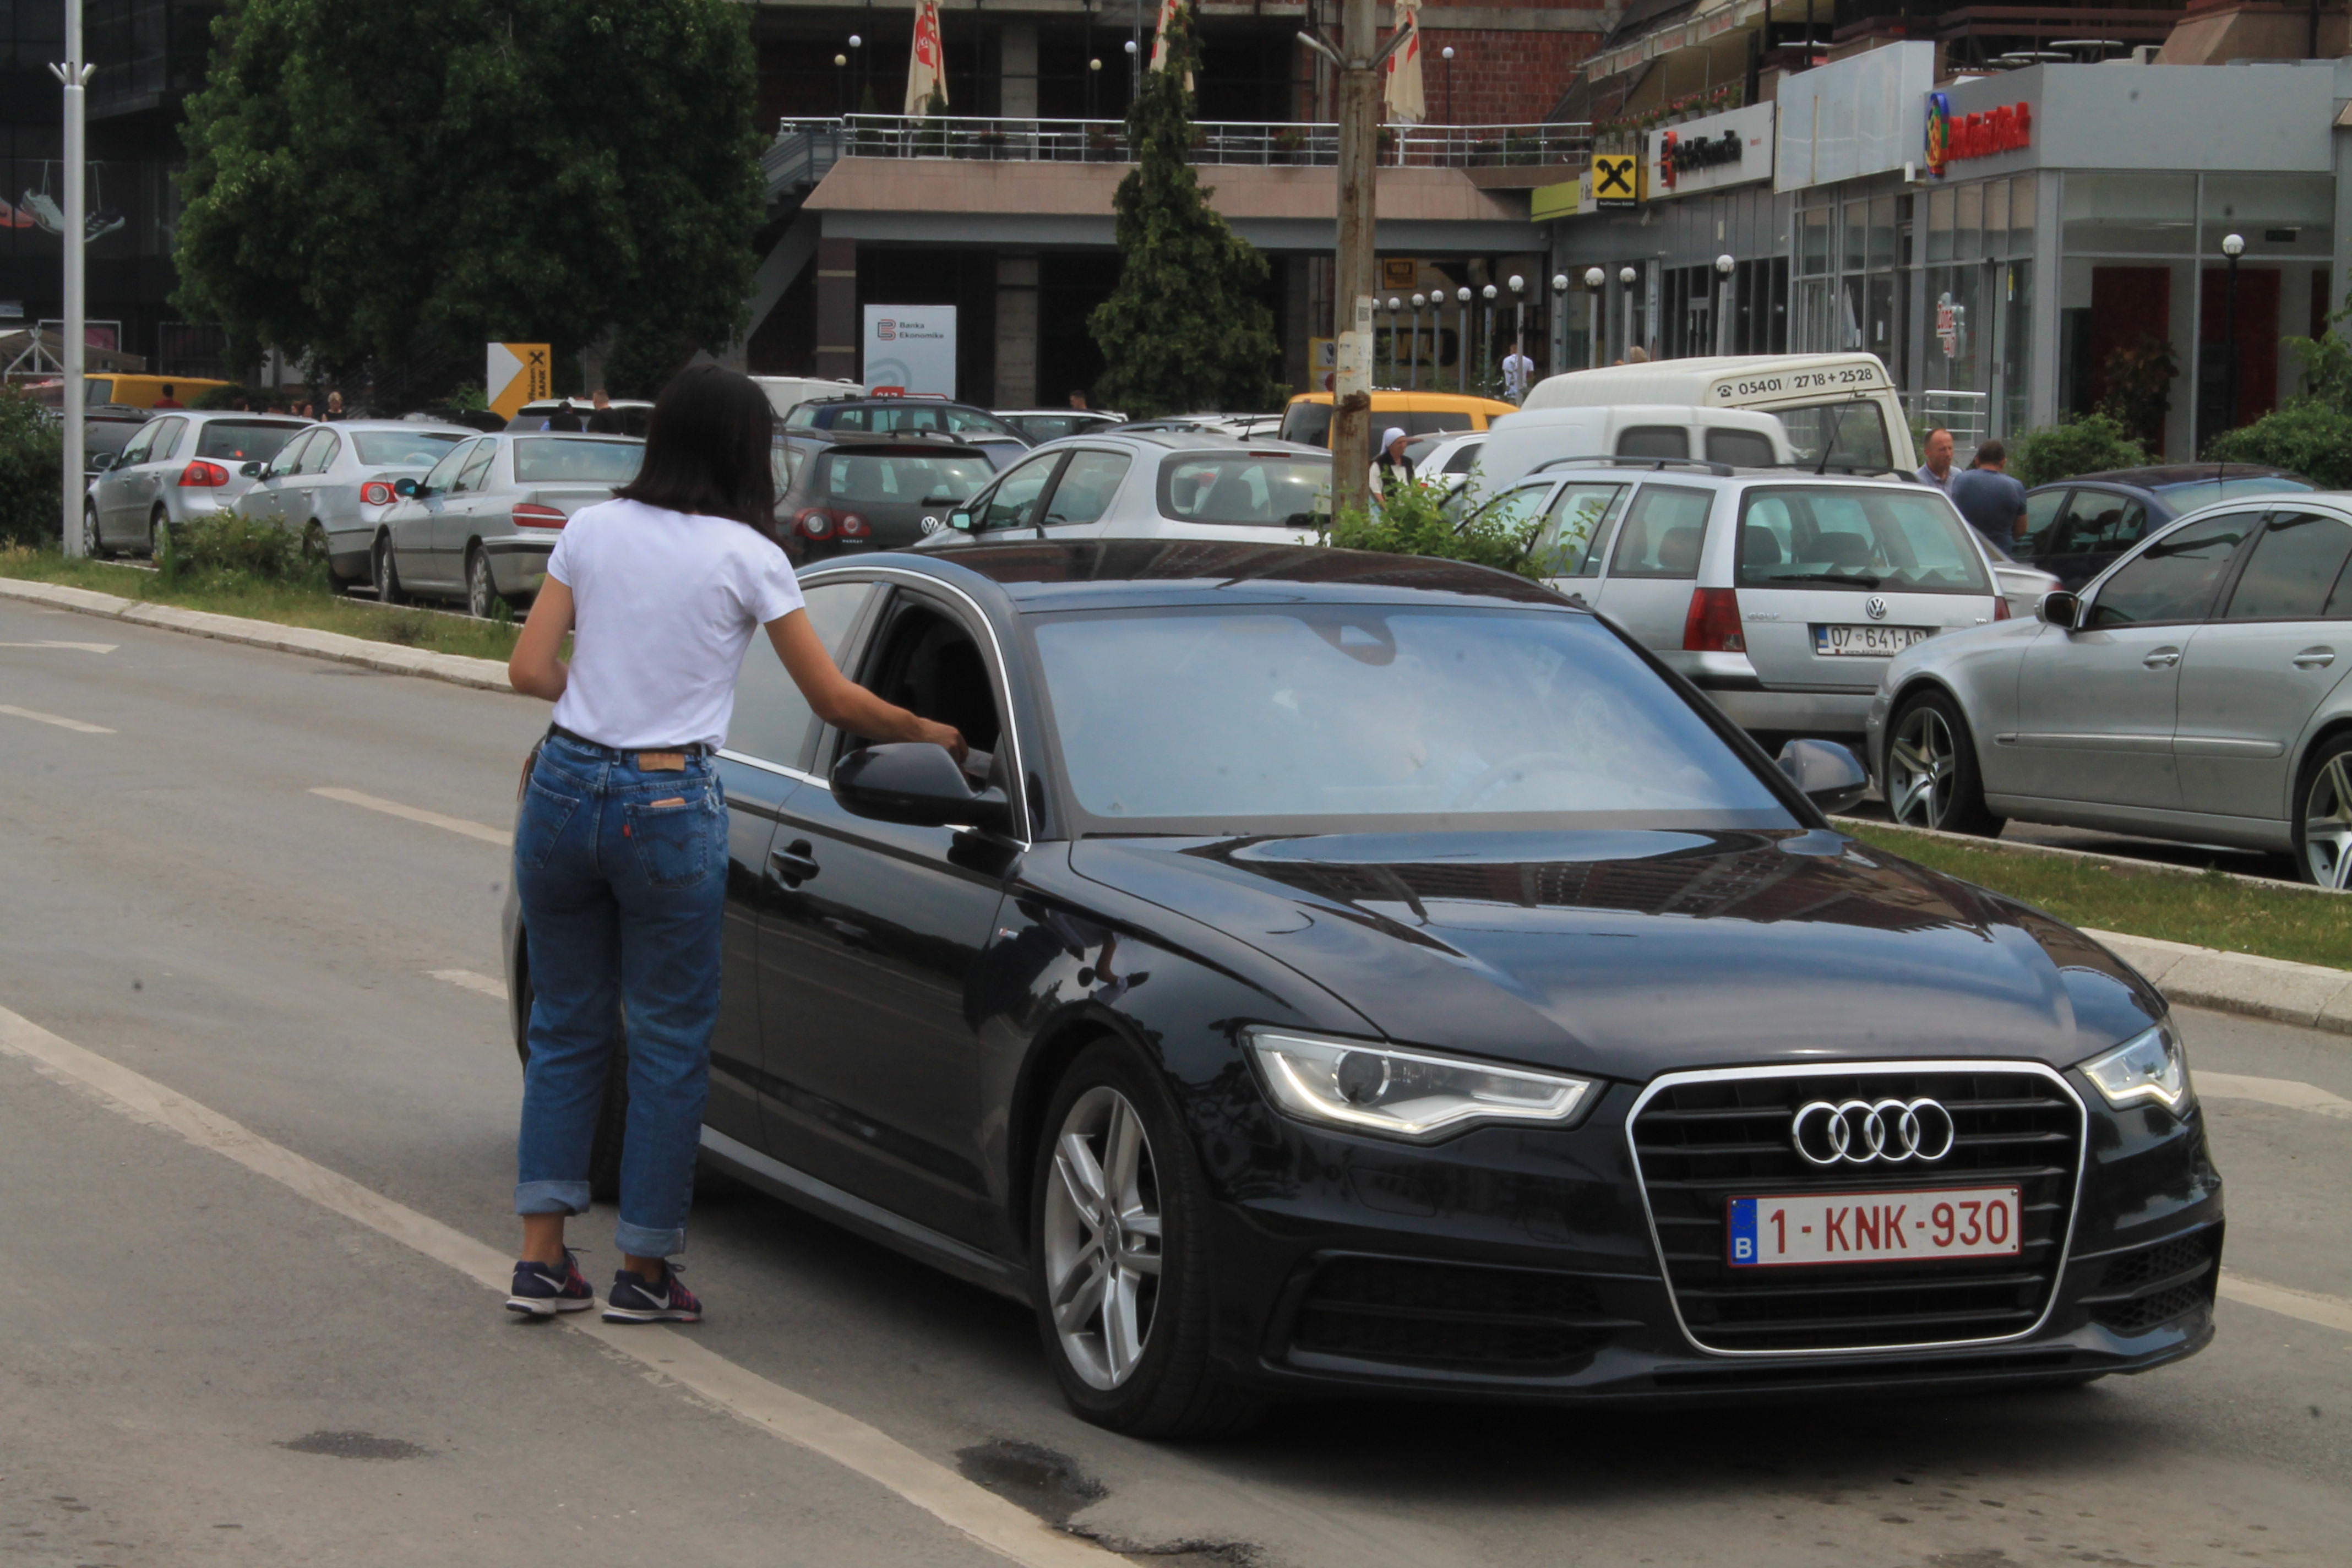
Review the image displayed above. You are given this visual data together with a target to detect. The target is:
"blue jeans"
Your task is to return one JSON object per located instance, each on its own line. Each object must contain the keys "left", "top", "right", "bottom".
{"left": 513, "top": 732, "right": 726, "bottom": 1258}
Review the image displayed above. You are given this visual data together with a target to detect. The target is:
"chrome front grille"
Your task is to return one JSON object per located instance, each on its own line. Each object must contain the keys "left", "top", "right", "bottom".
{"left": 1628, "top": 1063, "right": 2086, "bottom": 1354}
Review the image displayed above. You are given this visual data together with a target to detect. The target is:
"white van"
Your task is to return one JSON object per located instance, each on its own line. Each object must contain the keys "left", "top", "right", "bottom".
{"left": 1518, "top": 353, "right": 1915, "bottom": 474}
{"left": 750, "top": 375, "right": 862, "bottom": 421}
{"left": 1475, "top": 405, "right": 1793, "bottom": 490}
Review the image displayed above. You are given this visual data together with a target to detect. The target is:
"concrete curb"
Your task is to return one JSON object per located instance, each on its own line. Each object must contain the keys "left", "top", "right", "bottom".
{"left": 0, "top": 574, "right": 511, "bottom": 692}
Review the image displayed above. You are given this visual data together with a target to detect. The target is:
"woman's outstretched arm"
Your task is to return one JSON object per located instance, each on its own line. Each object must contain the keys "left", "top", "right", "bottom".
{"left": 766, "top": 608, "right": 967, "bottom": 765}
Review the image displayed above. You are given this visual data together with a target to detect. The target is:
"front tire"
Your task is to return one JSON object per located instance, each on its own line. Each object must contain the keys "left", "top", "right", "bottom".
{"left": 2293, "top": 733, "right": 2352, "bottom": 890}
{"left": 1030, "top": 1039, "right": 1264, "bottom": 1439}
{"left": 1885, "top": 689, "right": 2003, "bottom": 836}
{"left": 372, "top": 532, "right": 408, "bottom": 605}
{"left": 82, "top": 504, "right": 107, "bottom": 559}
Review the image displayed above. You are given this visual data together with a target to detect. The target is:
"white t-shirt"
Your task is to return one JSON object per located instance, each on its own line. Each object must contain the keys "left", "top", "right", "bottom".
{"left": 546, "top": 498, "right": 805, "bottom": 749}
{"left": 1502, "top": 352, "right": 1534, "bottom": 401}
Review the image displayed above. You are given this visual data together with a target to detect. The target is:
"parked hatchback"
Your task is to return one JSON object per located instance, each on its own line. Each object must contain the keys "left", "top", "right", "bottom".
{"left": 916, "top": 428, "right": 1331, "bottom": 547}
{"left": 84, "top": 411, "right": 309, "bottom": 559}
{"left": 775, "top": 431, "right": 998, "bottom": 559}
{"left": 2021, "top": 464, "right": 2313, "bottom": 589}
{"left": 1454, "top": 459, "right": 2007, "bottom": 744}
{"left": 372, "top": 432, "right": 644, "bottom": 615}
{"left": 232, "top": 420, "right": 475, "bottom": 588}
{"left": 1871, "top": 496, "right": 2352, "bottom": 886}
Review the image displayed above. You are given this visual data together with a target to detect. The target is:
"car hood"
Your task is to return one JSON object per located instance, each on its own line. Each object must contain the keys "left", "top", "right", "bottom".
{"left": 1069, "top": 829, "right": 2162, "bottom": 1082}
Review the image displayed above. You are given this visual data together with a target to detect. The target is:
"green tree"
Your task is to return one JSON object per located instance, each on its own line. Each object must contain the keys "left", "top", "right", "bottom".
{"left": 2201, "top": 295, "right": 2352, "bottom": 487}
{"left": 0, "top": 386, "right": 63, "bottom": 546}
{"left": 175, "top": 0, "right": 765, "bottom": 396}
{"left": 1087, "top": 3, "right": 1283, "bottom": 417}
{"left": 2008, "top": 411, "right": 2150, "bottom": 488}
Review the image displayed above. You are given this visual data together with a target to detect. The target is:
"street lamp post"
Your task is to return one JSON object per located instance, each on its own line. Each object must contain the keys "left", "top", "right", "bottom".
{"left": 2222, "top": 231, "right": 2245, "bottom": 434}
{"left": 1410, "top": 292, "right": 1427, "bottom": 389}
{"left": 1584, "top": 267, "right": 1604, "bottom": 369}
{"left": 1441, "top": 46, "right": 1453, "bottom": 130}
{"left": 1508, "top": 274, "right": 1525, "bottom": 389}
{"left": 1455, "top": 286, "right": 1472, "bottom": 392}
{"left": 50, "top": 0, "right": 91, "bottom": 557}
{"left": 1550, "top": 273, "right": 1567, "bottom": 375}
{"left": 1619, "top": 264, "right": 1636, "bottom": 363}
{"left": 847, "top": 34, "right": 862, "bottom": 116}
{"left": 1087, "top": 56, "right": 1102, "bottom": 122}
{"left": 1384, "top": 296, "right": 1401, "bottom": 385}
{"left": 1714, "top": 253, "right": 1735, "bottom": 356}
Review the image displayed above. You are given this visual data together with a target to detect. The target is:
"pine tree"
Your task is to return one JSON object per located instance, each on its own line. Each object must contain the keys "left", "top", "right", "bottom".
{"left": 1088, "top": 4, "right": 1284, "bottom": 417}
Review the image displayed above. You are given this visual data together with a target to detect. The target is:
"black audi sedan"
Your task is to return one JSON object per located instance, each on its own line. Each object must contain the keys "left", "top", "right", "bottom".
{"left": 502, "top": 542, "right": 2220, "bottom": 1437}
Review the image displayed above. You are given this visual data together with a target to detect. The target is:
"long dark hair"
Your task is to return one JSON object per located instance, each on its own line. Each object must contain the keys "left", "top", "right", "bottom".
{"left": 613, "top": 365, "right": 776, "bottom": 529}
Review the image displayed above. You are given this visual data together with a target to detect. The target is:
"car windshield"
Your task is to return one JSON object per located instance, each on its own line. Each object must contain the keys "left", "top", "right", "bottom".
{"left": 1157, "top": 455, "right": 1331, "bottom": 527}
{"left": 1736, "top": 485, "right": 1992, "bottom": 594}
{"left": 193, "top": 421, "right": 304, "bottom": 461}
{"left": 352, "top": 431, "right": 467, "bottom": 467}
{"left": 1030, "top": 605, "right": 1792, "bottom": 834}
{"left": 1769, "top": 401, "right": 1894, "bottom": 472}
{"left": 814, "top": 450, "right": 995, "bottom": 504}
{"left": 513, "top": 438, "right": 643, "bottom": 484}
{"left": 2150, "top": 476, "right": 2314, "bottom": 507}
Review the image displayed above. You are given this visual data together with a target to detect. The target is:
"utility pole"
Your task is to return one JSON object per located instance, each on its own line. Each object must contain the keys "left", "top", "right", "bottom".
{"left": 51, "top": 0, "right": 91, "bottom": 557}
{"left": 1302, "top": 4, "right": 1408, "bottom": 519}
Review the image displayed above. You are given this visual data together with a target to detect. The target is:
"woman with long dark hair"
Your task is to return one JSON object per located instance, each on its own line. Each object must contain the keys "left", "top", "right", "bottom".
{"left": 501, "top": 366, "right": 962, "bottom": 1322}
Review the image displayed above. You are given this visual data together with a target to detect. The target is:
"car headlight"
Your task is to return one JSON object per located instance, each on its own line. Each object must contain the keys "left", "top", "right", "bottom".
{"left": 2079, "top": 1022, "right": 2195, "bottom": 1112}
{"left": 1244, "top": 1028, "right": 1596, "bottom": 1141}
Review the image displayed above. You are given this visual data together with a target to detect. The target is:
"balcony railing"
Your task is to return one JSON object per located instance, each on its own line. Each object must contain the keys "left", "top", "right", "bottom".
{"left": 766, "top": 114, "right": 1590, "bottom": 195}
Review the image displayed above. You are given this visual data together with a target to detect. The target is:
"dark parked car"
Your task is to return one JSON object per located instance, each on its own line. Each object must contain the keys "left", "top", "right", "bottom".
{"left": 503, "top": 542, "right": 2220, "bottom": 1437}
{"left": 2022, "top": 464, "right": 2314, "bottom": 588}
{"left": 774, "top": 431, "right": 998, "bottom": 559}
{"left": 781, "top": 393, "right": 1031, "bottom": 470}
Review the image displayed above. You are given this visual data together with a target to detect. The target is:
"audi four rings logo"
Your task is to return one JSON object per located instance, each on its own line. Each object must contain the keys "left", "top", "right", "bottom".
{"left": 1791, "top": 1097, "right": 1957, "bottom": 1167}
{"left": 1865, "top": 595, "right": 1890, "bottom": 620}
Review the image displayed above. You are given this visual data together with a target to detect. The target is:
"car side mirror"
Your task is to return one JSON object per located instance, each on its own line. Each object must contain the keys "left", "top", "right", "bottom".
{"left": 949, "top": 508, "right": 973, "bottom": 532}
{"left": 89, "top": 452, "right": 115, "bottom": 471}
{"left": 395, "top": 477, "right": 421, "bottom": 499}
{"left": 2038, "top": 590, "right": 2081, "bottom": 629}
{"left": 239, "top": 460, "right": 263, "bottom": 478}
{"left": 1776, "top": 738, "right": 1869, "bottom": 816}
{"left": 831, "top": 742, "right": 1012, "bottom": 832}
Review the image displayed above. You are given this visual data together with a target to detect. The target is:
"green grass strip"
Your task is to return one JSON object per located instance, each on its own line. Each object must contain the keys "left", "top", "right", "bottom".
{"left": 1, "top": 543, "right": 531, "bottom": 665}
{"left": 1852, "top": 824, "right": 2350, "bottom": 972}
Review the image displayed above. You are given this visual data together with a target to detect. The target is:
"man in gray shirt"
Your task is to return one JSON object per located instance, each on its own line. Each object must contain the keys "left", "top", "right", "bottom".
{"left": 1948, "top": 438, "right": 2028, "bottom": 547}
{"left": 1915, "top": 427, "right": 1954, "bottom": 492}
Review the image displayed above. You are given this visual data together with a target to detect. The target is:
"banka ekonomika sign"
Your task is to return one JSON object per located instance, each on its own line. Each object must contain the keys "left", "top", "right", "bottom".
{"left": 1646, "top": 101, "right": 1774, "bottom": 198}
{"left": 1925, "top": 93, "right": 2031, "bottom": 178}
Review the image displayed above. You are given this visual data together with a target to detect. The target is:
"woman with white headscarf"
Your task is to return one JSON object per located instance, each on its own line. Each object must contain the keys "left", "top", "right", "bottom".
{"left": 1369, "top": 426, "right": 1413, "bottom": 497}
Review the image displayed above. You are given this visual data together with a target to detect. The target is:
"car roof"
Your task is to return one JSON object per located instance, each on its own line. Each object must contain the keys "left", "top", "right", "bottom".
{"left": 317, "top": 418, "right": 474, "bottom": 433}
{"left": 821, "top": 540, "right": 1576, "bottom": 613}
{"left": 783, "top": 430, "right": 989, "bottom": 456}
{"left": 1511, "top": 458, "right": 1922, "bottom": 486}
{"left": 1028, "top": 428, "right": 1329, "bottom": 458}
{"left": 2050, "top": 464, "right": 2304, "bottom": 489}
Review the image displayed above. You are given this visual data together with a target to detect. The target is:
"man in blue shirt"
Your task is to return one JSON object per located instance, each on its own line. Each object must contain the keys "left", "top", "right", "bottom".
{"left": 1948, "top": 438, "right": 2028, "bottom": 548}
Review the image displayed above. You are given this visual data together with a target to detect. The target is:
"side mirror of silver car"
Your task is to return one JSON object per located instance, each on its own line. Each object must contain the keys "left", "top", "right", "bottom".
{"left": 1776, "top": 738, "right": 1870, "bottom": 816}
{"left": 2038, "top": 590, "right": 2081, "bottom": 629}
{"left": 948, "top": 509, "right": 973, "bottom": 532}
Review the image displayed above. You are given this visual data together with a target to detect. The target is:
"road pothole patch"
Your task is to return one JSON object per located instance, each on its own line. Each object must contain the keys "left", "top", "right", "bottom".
{"left": 276, "top": 1430, "right": 432, "bottom": 1461}
{"left": 954, "top": 1439, "right": 1106, "bottom": 1524}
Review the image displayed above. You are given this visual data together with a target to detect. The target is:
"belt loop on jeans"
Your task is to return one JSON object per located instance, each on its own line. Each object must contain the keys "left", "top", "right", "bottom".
{"left": 546, "top": 724, "right": 712, "bottom": 767}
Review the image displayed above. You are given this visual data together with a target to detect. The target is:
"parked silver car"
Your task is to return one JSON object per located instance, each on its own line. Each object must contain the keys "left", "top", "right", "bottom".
{"left": 83, "top": 411, "right": 308, "bottom": 558}
{"left": 1451, "top": 459, "right": 2007, "bottom": 743}
{"left": 232, "top": 420, "right": 475, "bottom": 588}
{"left": 915, "top": 428, "right": 1331, "bottom": 547}
{"left": 1869, "top": 497, "right": 2352, "bottom": 886}
{"left": 372, "top": 432, "right": 644, "bottom": 615}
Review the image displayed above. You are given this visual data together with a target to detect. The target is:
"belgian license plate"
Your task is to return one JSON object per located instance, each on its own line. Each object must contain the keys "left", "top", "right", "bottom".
{"left": 1814, "top": 623, "right": 1934, "bottom": 656}
{"left": 1727, "top": 1186, "right": 2022, "bottom": 1267}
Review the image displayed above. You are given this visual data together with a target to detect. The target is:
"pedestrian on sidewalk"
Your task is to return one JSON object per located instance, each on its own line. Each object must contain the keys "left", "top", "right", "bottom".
{"left": 1501, "top": 340, "right": 1534, "bottom": 404}
{"left": 1916, "top": 427, "right": 1956, "bottom": 492}
{"left": 501, "top": 364, "right": 964, "bottom": 1324}
{"left": 1948, "top": 438, "right": 2028, "bottom": 548}
{"left": 1370, "top": 426, "right": 1413, "bottom": 496}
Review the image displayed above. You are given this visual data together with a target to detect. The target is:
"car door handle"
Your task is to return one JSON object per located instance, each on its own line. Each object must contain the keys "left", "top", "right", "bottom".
{"left": 769, "top": 840, "right": 820, "bottom": 886}
{"left": 2142, "top": 648, "right": 2181, "bottom": 668}
{"left": 2293, "top": 647, "right": 2336, "bottom": 669}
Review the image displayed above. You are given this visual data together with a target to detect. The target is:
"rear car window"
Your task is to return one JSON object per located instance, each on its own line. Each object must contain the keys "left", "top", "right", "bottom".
{"left": 1771, "top": 401, "right": 1893, "bottom": 472}
{"left": 2219, "top": 511, "right": 2352, "bottom": 621}
{"left": 815, "top": 450, "right": 994, "bottom": 503}
{"left": 1157, "top": 455, "right": 1330, "bottom": 527}
{"left": 1736, "top": 485, "right": 1991, "bottom": 595}
{"left": 1278, "top": 402, "right": 1334, "bottom": 448}
{"left": 2088, "top": 513, "right": 2258, "bottom": 627}
{"left": 513, "top": 438, "right": 644, "bottom": 485}
{"left": 1609, "top": 484, "right": 1714, "bottom": 580}
{"left": 1616, "top": 426, "right": 1688, "bottom": 459}
{"left": 194, "top": 420, "right": 304, "bottom": 461}
{"left": 352, "top": 431, "right": 467, "bottom": 467}
{"left": 1706, "top": 428, "right": 1778, "bottom": 467}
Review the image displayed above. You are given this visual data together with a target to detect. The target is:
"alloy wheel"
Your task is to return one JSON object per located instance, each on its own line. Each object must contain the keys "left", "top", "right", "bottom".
{"left": 1887, "top": 704, "right": 1956, "bottom": 829}
{"left": 81, "top": 505, "right": 102, "bottom": 558}
{"left": 2303, "top": 753, "right": 2352, "bottom": 890}
{"left": 467, "top": 551, "right": 496, "bottom": 618}
{"left": 1042, "top": 1085, "right": 1163, "bottom": 1390}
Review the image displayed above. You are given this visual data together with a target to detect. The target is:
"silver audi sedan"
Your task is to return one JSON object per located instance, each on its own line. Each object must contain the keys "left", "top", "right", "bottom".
{"left": 372, "top": 431, "right": 643, "bottom": 615}
{"left": 231, "top": 420, "right": 475, "bottom": 589}
{"left": 1868, "top": 496, "right": 2352, "bottom": 887}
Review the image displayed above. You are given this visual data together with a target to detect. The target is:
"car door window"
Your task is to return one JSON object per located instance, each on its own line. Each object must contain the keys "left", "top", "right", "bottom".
{"left": 1608, "top": 484, "right": 1713, "bottom": 579}
{"left": 115, "top": 421, "right": 160, "bottom": 469}
{"left": 944, "top": 406, "right": 1016, "bottom": 439}
{"left": 846, "top": 595, "right": 1008, "bottom": 770}
{"left": 1533, "top": 481, "right": 1630, "bottom": 577}
{"left": 1616, "top": 425, "right": 1689, "bottom": 459}
{"left": 979, "top": 453, "right": 1064, "bottom": 531}
{"left": 145, "top": 417, "right": 188, "bottom": 462}
{"left": 727, "top": 580, "right": 875, "bottom": 768}
{"left": 1041, "top": 450, "right": 1132, "bottom": 525}
{"left": 266, "top": 429, "right": 317, "bottom": 479}
{"left": 2057, "top": 491, "right": 2148, "bottom": 556}
{"left": 421, "top": 440, "right": 477, "bottom": 495}
{"left": 1444, "top": 441, "right": 1482, "bottom": 475}
{"left": 2085, "top": 513, "right": 2260, "bottom": 628}
{"left": 303, "top": 431, "right": 342, "bottom": 475}
{"left": 453, "top": 442, "right": 498, "bottom": 494}
{"left": 2023, "top": 487, "right": 2070, "bottom": 554}
{"left": 2220, "top": 511, "right": 2352, "bottom": 620}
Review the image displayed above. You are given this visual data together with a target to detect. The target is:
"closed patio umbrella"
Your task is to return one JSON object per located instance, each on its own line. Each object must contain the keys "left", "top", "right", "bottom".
{"left": 904, "top": 0, "right": 948, "bottom": 116}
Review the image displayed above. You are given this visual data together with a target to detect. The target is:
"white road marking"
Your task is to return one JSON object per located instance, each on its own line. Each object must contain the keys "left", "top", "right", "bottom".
{"left": 0, "top": 639, "right": 116, "bottom": 652}
{"left": 431, "top": 968, "right": 508, "bottom": 1000}
{"left": 2198, "top": 1072, "right": 2352, "bottom": 1121}
{"left": 0, "top": 703, "right": 115, "bottom": 734}
{"left": 2219, "top": 1274, "right": 2352, "bottom": 1336}
{"left": 0, "top": 1001, "right": 1115, "bottom": 1568}
{"left": 311, "top": 786, "right": 512, "bottom": 847}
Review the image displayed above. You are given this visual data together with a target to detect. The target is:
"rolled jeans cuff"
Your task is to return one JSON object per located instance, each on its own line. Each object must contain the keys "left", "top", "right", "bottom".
{"left": 613, "top": 1217, "right": 686, "bottom": 1259}
{"left": 516, "top": 1179, "right": 593, "bottom": 1217}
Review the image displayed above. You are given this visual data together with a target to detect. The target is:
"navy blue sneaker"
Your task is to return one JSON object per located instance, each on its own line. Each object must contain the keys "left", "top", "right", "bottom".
{"left": 505, "top": 1250, "right": 595, "bottom": 1316}
{"left": 603, "top": 1263, "right": 702, "bottom": 1324}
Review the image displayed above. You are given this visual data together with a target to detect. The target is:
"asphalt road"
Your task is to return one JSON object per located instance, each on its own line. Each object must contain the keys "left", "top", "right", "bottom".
{"left": 3, "top": 594, "right": 2350, "bottom": 1568}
